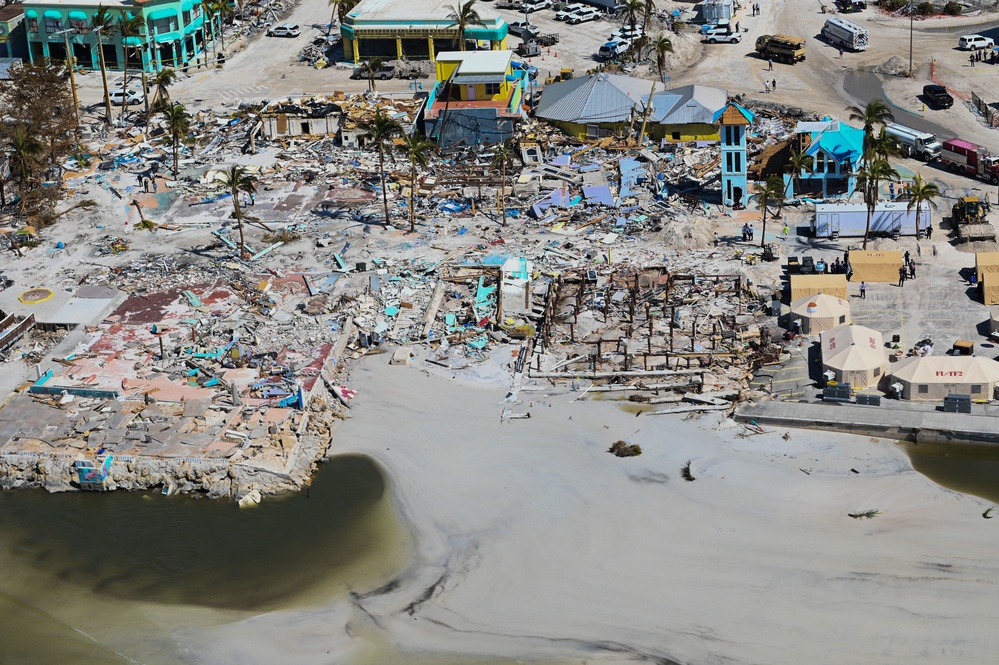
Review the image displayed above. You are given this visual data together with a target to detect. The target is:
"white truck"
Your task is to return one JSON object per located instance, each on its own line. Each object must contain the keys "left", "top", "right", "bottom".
{"left": 821, "top": 17, "right": 869, "bottom": 51}
{"left": 884, "top": 123, "right": 943, "bottom": 162}
{"left": 813, "top": 201, "right": 931, "bottom": 239}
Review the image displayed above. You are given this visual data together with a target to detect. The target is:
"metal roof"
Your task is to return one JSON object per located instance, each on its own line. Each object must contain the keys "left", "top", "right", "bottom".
{"left": 646, "top": 84, "right": 727, "bottom": 125}
{"left": 535, "top": 73, "right": 651, "bottom": 125}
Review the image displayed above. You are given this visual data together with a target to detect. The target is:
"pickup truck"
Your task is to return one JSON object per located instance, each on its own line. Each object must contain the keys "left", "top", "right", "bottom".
{"left": 495, "top": 0, "right": 523, "bottom": 8}
{"left": 350, "top": 64, "right": 396, "bottom": 80}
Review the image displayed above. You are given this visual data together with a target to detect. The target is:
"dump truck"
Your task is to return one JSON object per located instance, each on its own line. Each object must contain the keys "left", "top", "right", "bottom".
{"left": 884, "top": 122, "right": 942, "bottom": 161}
{"left": 755, "top": 35, "right": 806, "bottom": 64}
{"left": 940, "top": 139, "right": 999, "bottom": 185}
{"left": 812, "top": 201, "right": 930, "bottom": 239}
{"left": 952, "top": 196, "right": 996, "bottom": 242}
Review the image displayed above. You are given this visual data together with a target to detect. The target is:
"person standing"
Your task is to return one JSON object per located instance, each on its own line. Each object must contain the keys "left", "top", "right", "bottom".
{"left": 898, "top": 265, "right": 907, "bottom": 287}
{"left": 782, "top": 223, "right": 790, "bottom": 240}
{"left": 904, "top": 250, "right": 911, "bottom": 264}
{"left": 970, "top": 53, "right": 976, "bottom": 68}
{"left": 764, "top": 81, "right": 771, "bottom": 94}
{"left": 909, "top": 259, "right": 916, "bottom": 279}
{"left": 749, "top": 224, "right": 755, "bottom": 241}
{"left": 768, "top": 58, "right": 773, "bottom": 71}
{"left": 772, "top": 78, "right": 777, "bottom": 91}
{"left": 860, "top": 281, "right": 866, "bottom": 299}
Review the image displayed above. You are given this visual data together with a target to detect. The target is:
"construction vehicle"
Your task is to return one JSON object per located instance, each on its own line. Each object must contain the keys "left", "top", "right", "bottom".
{"left": 545, "top": 68, "right": 574, "bottom": 85}
{"left": 951, "top": 196, "right": 996, "bottom": 242}
{"left": 941, "top": 139, "right": 999, "bottom": 185}
{"left": 755, "top": 34, "right": 806, "bottom": 63}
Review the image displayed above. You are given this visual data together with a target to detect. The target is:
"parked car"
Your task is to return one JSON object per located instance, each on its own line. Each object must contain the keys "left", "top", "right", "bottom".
{"left": 700, "top": 20, "right": 729, "bottom": 34}
{"left": 267, "top": 23, "right": 301, "bottom": 37}
{"left": 350, "top": 63, "right": 396, "bottom": 80}
{"left": 508, "top": 20, "right": 540, "bottom": 39}
{"left": 511, "top": 60, "right": 540, "bottom": 79}
{"left": 610, "top": 25, "right": 643, "bottom": 42}
{"left": 567, "top": 7, "right": 601, "bottom": 23}
{"left": 958, "top": 34, "right": 994, "bottom": 50}
{"left": 109, "top": 88, "right": 144, "bottom": 105}
{"left": 703, "top": 27, "right": 742, "bottom": 44}
{"left": 597, "top": 39, "right": 630, "bottom": 59}
{"left": 922, "top": 84, "right": 954, "bottom": 109}
{"left": 522, "top": 0, "right": 551, "bottom": 13}
{"left": 554, "top": 3, "right": 587, "bottom": 20}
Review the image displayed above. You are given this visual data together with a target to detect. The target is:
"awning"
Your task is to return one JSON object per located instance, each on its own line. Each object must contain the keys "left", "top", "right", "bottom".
{"left": 181, "top": 0, "right": 194, "bottom": 11}
{"left": 25, "top": 9, "right": 37, "bottom": 18}
{"left": 154, "top": 31, "right": 182, "bottom": 43}
{"left": 453, "top": 74, "right": 504, "bottom": 84}
{"left": 69, "top": 11, "right": 88, "bottom": 20}
{"left": 43, "top": 10, "right": 62, "bottom": 19}
{"left": 147, "top": 7, "right": 178, "bottom": 21}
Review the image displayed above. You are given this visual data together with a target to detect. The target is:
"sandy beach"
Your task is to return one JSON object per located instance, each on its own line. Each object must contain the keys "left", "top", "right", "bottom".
{"left": 172, "top": 351, "right": 999, "bottom": 664}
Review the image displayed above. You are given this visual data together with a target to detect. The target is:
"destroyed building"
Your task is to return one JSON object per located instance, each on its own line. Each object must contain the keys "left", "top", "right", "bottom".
{"left": 261, "top": 97, "right": 342, "bottom": 139}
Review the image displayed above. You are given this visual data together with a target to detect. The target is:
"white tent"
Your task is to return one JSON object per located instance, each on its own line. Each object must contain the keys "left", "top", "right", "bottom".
{"left": 789, "top": 293, "right": 851, "bottom": 334}
{"left": 890, "top": 356, "right": 999, "bottom": 401}
{"left": 819, "top": 324, "right": 888, "bottom": 389}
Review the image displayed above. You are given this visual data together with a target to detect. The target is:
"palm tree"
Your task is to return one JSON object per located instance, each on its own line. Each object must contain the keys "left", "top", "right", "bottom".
{"left": 867, "top": 126, "right": 900, "bottom": 164}
{"left": 360, "top": 110, "right": 403, "bottom": 227}
{"left": 447, "top": 0, "right": 484, "bottom": 51}
{"left": 218, "top": 165, "right": 257, "bottom": 258}
{"left": 326, "top": 0, "right": 359, "bottom": 36}
{"left": 146, "top": 67, "right": 177, "bottom": 125}
{"left": 642, "top": 0, "right": 656, "bottom": 33}
{"left": 162, "top": 103, "right": 190, "bottom": 178}
{"left": 784, "top": 149, "right": 813, "bottom": 200}
{"left": 653, "top": 34, "right": 673, "bottom": 83}
{"left": 491, "top": 138, "right": 519, "bottom": 227}
{"left": 212, "top": 0, "right": 235, "bottom": 52}
{"left": 7, "top": 126, "right": 44, "bottom": 211}
{"left": 400, "top": 132, "right": 436, "bottom": 232}
{"left": 91, "top": 5, "right": 115, "bottom": 124}
{"left": 365, "top": 56, "right": 383, "bottom": 92}
{"left": 846, "top": 99, "right": 894, "bottom": 156}
{"left": 855, "top": 158, "right": 899, "bottom": 249}
{"left": 905, "top": 172, "right": 939, "bottom": 239}
{"left": 117, "top": 13, "right": 144, "bottom": 124}
{"left": 621, "top": 0, "right": 645, "bottom": 46}
{"left": 751, "top": 174, "right": 784, "bottom": 248}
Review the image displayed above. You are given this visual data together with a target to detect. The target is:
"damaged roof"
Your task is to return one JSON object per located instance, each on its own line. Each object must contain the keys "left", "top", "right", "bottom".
{"left": 535, "top": 73, "right": 650, "bottom": 125}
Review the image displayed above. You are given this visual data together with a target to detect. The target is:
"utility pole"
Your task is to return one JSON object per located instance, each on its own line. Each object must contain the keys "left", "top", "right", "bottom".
{"left": 908, "top": 3, "right": 914, "bottom": 78}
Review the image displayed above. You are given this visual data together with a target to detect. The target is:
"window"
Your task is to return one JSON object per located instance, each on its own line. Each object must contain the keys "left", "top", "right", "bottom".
{"left": 484, "top": 82, "right": 501, "bottom": 96}
{"left": 28, "top": 18, "right": 38, "bottom": 32}
{"left": 873, "top": 368, "right": 881, "bottom": 377}
{"left": 724, "top": 126, "right": 738, "bottom": 146}
{"left": 301, "top": 121, "right": 310, "bottom": 134}
{"left": 70, "top": 19, "right": 90, "bottom": 34}
{"left": 972, "top": 385, "right": 982, "bottom": 394}
{"left": 183, "top": 10, "right": 192, "bottom": 24}
{"left": 839, "top": 315, "right": 846, "bottom": 324}
{"left": 734, "top": 153, "right": 741, "bottom": 172}
{"left": 586, "top": 124, "right": 599, "bottom": 138}
{"left": 815, "top": 153, "right": 826, "bottom": 173}
{"left": 671, "top": 131, "right": 681, "bottom": 141}
{"left": 44, "top": 17, "right": 62, "bottom": 33}
{"left": 725, "top": 153, "right": 733, "bottom": 172}
{"left": 150, "top": 16, "right": 177, "bottom": 34}
{"left": 918, "top": 385, "right": 928, "bottom": 394}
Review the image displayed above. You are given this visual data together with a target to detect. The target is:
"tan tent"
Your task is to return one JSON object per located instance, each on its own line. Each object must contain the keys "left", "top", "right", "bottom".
{"left": 819, "top": 324, "right": 888, "bottom": 389}
{"left": 984, "top": 272, "right": 999, "bottom": 306}
{"left": 789, "top": 293, "right": 851, "bottom": 334}
{"left": 849, "top": 250, "right": 903, "bottom": 283}
{"left": 976, "top": 252, "right": 999, "bottom": 281}
{"left": 789, "top": 274, "right": 848, "bottom": 301}
{"left": 889, "top": 355, "right": 999, "bottom": 401}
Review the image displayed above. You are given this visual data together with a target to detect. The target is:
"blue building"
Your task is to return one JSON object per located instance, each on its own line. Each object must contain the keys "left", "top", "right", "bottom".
{"left": 790, "top": 118, "right": 864, "bottom": 199}
{"left": 717, "top": 103, "right": 753, "bottom": 209}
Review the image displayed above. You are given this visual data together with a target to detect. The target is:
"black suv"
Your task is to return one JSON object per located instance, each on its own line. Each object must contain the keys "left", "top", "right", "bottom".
{"left": 922, "top": 84, "right": 954, "bottom": 110}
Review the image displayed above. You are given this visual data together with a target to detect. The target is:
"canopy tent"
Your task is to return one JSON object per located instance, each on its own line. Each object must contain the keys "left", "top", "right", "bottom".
{"left": 989, "top": 311, "right": 999, "bottom": 334}
{"left": 789, "top": 293, "right": 851, "bottom": 334}
{"left": 819, "top": 324, "right": 887, "bottom": 389}
{"left": 889, "top": 356, "right": 999, "bottom": 401}
{"left": 789, "top": 274, "right": 848, "bottom": 301}
{"left": 848, "top": 250, "right": 904, "bottom": 283}
{"left": 976, "top": 252, "right": 999, "bottom": 281}
{"left": 984, "top": 272, "right": 999, "bottom": 306}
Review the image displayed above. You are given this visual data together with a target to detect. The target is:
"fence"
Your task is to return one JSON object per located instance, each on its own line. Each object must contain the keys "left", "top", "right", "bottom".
{"left": 971, "top": 91, "right": 999, "bottom": 128}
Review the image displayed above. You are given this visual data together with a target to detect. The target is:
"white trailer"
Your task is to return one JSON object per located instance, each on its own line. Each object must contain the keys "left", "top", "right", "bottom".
{"left": 821, "top": 17, "right": 869, "bottom": 51}
{"left": 884, "top": 122, "right": 943, "bottom": 161}
{"left": 813, "top": 201, "right": 931, "bottom": 239}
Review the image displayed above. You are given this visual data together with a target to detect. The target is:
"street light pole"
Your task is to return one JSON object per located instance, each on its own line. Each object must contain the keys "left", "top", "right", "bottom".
{"left": 908, "top": 4, "right": 914, "bottom": 78}
{"left": 57, "top": 29, "right": 81, "bottom": 141}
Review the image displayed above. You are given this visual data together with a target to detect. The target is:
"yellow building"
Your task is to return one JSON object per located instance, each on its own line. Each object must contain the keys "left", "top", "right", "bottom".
{"left": 535, "top": 73, "right": 726, "bottom": 143}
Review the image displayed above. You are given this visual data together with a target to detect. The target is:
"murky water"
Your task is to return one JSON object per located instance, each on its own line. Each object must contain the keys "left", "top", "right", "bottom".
{"left": 0, "top": 454, "right": 410, "bottom": 663}
{"left": 905, "top": 442, "right": 999, "bottom": 504}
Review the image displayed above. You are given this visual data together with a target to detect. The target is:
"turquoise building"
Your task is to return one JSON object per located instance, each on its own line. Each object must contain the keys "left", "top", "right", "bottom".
{"left": 717, "top": 103, "right": 753, "bottom": 209}
{"left": 23, "top": 0, "right": 221, "bottom": 73}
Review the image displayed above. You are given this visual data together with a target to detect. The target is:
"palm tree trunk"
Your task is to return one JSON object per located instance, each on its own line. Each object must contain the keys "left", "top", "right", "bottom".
{"left": 378, "top": 145, "right": 390, "bottom": 227}
{"left": 234, "top": 195, "right": 246, "bottom": 257}
{"left": 327, "top": 8, "right": 336, "bottom": 37}
{"left": 760, "top": 205, "right": 768, "bottom": 248}
{"left": 121, "top": 49, "right": 130, "bottom": 125}
{"left": 500, "top": 158, "right": 507, "bottom": 226}
{"left": 409, "top": 157, "right": 416, "bottom": 232}
{"left": 863, "top": 203, "right": 872, "bottom": 250}
{"left": 97, "top": 41, "right": 112, "bottom": 123}
{"left": 173, "top": 133, "right": 180, "bottom": 177}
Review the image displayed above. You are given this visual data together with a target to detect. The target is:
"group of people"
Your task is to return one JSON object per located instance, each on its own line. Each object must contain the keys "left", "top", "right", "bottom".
{"left": 763, "top": 78, "right": 777, "bottom": 93}
{"left": 898, "top": 250, "right": 917, "bottom": 286}
{"left": 741, "top": 223, "right": 756, "bottom": 241}
{"left": 749, "top": 2, "right": 762, "bottom": 15}
{"left": 968, "top": 48, "right": 996, "bottom": 67}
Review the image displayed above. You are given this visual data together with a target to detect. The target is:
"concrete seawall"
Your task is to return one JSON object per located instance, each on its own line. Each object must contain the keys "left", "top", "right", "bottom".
{"left": 736, "top": 400, "right": 999, "bottom": 446}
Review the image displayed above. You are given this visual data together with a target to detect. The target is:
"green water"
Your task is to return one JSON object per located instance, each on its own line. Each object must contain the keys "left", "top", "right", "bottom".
{"left": 905, "top": 442, "right": 999, "bottom": 504}
{"left": 0, "top": 454, "right": 410, "bottom": 664}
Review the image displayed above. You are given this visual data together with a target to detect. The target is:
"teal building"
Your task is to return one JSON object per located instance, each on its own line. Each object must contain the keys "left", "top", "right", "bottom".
{"left": 23, "top": 0, "right": 221, "bottom": 73}
{"left": 717, "top": 103, "right": 753, "bottom": 209}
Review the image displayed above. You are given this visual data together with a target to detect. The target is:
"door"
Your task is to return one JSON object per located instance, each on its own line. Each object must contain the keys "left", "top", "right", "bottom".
{"left": 465, "top": 85, "right": 476, "bottom": 101}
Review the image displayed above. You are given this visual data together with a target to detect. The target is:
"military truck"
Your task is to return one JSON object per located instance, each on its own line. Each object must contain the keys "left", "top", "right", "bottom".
{"left": 755, "top": 34, "right": 806, "bottom": 64}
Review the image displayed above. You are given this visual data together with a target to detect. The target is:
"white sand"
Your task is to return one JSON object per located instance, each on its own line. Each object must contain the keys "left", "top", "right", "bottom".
{"left": 181, "top": 351, "right": 999, "bottom": 664}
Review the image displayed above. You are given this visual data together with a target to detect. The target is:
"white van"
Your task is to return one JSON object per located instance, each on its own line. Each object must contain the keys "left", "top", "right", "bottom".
{"left": 821, "top": 17, "right": 869, "bottom": 51}
{"left": 959, "top": 34, "right": 995, "bottom": 50}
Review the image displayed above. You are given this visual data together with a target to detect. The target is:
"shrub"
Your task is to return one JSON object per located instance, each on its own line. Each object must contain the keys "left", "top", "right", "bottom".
{"left": 608, "top": 441, "right": 642, "bottom": 457}
{"left": 942, "top": 0, "right": 962, "bottom": 13}
{"left": 915, "top": 1, "right": 936, "bottom": 14}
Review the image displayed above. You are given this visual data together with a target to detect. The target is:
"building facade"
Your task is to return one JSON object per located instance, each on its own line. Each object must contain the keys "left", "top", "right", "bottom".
{"left": 23, "top": 0, "right": 220, "bottom": 73}
{"left": 790, "top": 118, "right": 863, "bottom": 199}
{"left": 718, "top": 103, "right": 753, "bottom": 209}
{"left": 341, "top": 0, "right": 508, "bottom": 63}
{"left": 424, "top": 50, "right": 527, "bottom": 148}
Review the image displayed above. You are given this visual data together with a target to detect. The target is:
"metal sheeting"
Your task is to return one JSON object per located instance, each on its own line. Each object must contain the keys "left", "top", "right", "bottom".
{"left": 535, "top": 73, "right": 649, "bottom": 125}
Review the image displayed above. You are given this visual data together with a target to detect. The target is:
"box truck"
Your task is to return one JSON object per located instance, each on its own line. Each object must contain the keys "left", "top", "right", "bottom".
{"left": 884, "top": 123, "right": 942, "bottom": 161}
{"left": 940, "top": 138, "right": 999, "bottom": 185}
{"left": 813, "top": 201, "right": 931, "bottom": 239}
{"left": 755, "top": 34, "right": 806, "bottom": 64}
{"left": 820, "top": 17, "right": 869, "bottom": 51}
